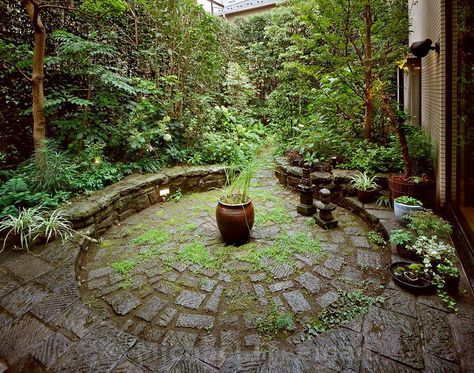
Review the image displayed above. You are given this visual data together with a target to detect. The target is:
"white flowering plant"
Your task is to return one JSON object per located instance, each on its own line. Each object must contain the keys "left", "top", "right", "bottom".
{"left": 407, "top": 235, "right": 459, "bottom": 312}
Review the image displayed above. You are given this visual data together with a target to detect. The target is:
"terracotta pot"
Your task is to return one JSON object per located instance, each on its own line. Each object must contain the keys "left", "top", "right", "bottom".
{"left": 356, "top": 188, "right": 378, "bottom": 204}
{"left": 216, "top": 198, "right": 254, "bottom": 245}
{"left": 389, "top": 175, "right": 435, "bottom": 208}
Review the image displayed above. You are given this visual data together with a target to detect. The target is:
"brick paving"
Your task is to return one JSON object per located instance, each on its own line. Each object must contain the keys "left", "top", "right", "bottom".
{"left": 0, "top": 167, "right": 473, "bottom": 372}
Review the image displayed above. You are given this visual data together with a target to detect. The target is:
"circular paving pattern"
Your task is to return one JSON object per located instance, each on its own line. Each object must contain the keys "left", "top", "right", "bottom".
{"left": 78, "top": 169, "right": 390, "bottom": 352}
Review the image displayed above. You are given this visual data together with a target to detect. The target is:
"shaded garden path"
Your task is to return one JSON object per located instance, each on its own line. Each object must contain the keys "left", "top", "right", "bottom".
{"left": 0, "top": 166, "right": 473, "bottom": 372}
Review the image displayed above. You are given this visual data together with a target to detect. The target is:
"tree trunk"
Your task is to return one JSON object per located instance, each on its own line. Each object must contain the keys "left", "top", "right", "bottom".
{"left": 381, "top": 92, "right": 413, "bottom": 176}
{"left": 21, "top": 0, "right": 47, "bottom": 154}
{"left": 363, "top": 1, "right": 374, "bottom": 140}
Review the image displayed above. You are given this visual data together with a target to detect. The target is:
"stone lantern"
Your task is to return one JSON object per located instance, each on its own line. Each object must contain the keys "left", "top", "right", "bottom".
{"left": 314, "top": 188, "right": 338, "bottom": 229}
{"left": 297, "top": 163, "right": 316, "bottom": 216}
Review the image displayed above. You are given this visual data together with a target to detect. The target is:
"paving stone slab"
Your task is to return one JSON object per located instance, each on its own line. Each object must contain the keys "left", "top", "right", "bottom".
{"left": 1, "top": 254, "right": 53, "bottom": 283}
{"left": 154, "top": 280, "right": 178, "bottom": 296}
{"left": 220, "top": 330, "right": 240, "bottom": 352}
{"left": 357, "top": 250, "right": 382, "bottom": 269}
{"left": 31, "top": 283, "right": 80, "bottom": 323}
{"left": 175, "top": 289, "right": 206, "bottom": 309}
{"left": 127, "top": 341, "right": 184, "bottom": 372}
{"left": 361, "top": 348, "right": 419, "bottom": 373}
{"left": 155, "top": 307, "right": 178, "bottom": 327}
{"left": 220, "top": 352, "right": 267, "bottom": 373}
{"left": 269, "top": 263, "right": 294, "bottom": 279}
{"left": 0, "top": 282, "right": 50, "bottom": 317}
{"left": 449, "top": 314, "right": 474, "bottom": 372}
{"left": 31, "top": 332, "right": 71, "bottom": 368}
{"left": 88, "top": 267, "right": 113, "bottom": 280}
{"left": 176, "top": 314, "right": 215, "bottom": 329}
{"left": 193, "top": 346, "right": 227, "bottom": 369}
{"left": 0, "top": 313, "right": 55, "bottom": 365}
{"left": 0, "top": 269, "right": 20, "bottom": 298}
{"left": 283, "top": 291, "right": 310, "bottom": 313}
{"left": 363, "top": 306, "right": 423, "bottom": 369}
{"left": 419, "top": 304, "right": 458, "bottom": 362}
{"left": 295, "top": 272, "right": 321, "bottom": 294}
{"left": 135, "top": 295, "right": 167, "bottom": 321}
{"left": 217, "top": 273, "right": 232, "bottom": 283}
{"left": 142, "top": 327, "right": 165, "bottom": 342}
{"left": 171, "top": 358, "right": 218, "bottom": 373}
{"left": 323, "top": 256, "right": 344, "bottom": 272}
{"left": 424, "top": 352, "right": 461, "bottom": 373}
{"left": 54, "top": 302, "right": 98, "bottom": 338}
{"left": 51, "top": 322, "right": 137, "bottom": 373}
{"left": 112, "top": 359, "right": 147, "bottom": 373}
{"left": 205, "top": 285, "right": 224, "bottom": 313}
{"left": 0, "top": 308, "right": 13, "bottom": 328}
{"left": 200, "top": 278, "right": 217, "bottom": 293}
{"left": 261, "top": 351, "right": 305, "bottom": 373}
{"left": 350, "top": 235, "right": 371, "bottom": 248}
{"left": 295, "top": 327, "right": 362, "bottom": 372}
{"left": 316, "top": 291, "right": 340, "bottom": 308}
{"left": 268, "top": 281, "right": 293, "bottom": 293}
{"left": 253, "top": 284, "right": 268, "bottom": 305}
{"left": 380, "top": 287, "right": 417, "bottom": 318}
{"left": 244, "top": 334, "right": 261, "bottom": 347}
{"left": 249, "top": 273, "right": 266, "bottom": 282}
{"left": 36, "top": 267, "right": 76, "bottom": 293}
{"left": 106, "top": 290, "right": 141, "bottom": 316}
{"left": 162, "top": 330, "right": 198, "bottom": 349}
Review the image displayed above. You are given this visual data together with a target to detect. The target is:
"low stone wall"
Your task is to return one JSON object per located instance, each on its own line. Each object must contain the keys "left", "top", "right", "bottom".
{"left": 63, "top": 165, "right": 227, "bottom": 238}
{"left": 274, "top": 157, "right": 390, "bottom": 199}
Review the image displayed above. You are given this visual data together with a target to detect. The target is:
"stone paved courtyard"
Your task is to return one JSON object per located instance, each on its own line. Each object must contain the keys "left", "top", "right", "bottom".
{"left": 0, "top": 167, "right": 473, "bottom": 372}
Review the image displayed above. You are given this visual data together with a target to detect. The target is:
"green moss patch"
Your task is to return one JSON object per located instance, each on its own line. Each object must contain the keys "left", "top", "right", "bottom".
{"left": 133, "top": 228, "right": 169, "bottom": 246}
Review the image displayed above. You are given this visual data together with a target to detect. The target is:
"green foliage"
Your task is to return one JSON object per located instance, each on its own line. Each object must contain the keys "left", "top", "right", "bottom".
{"left": 133, "top": 229, "right": 169, "bottom": 246}
{"left": 256, "top": 304, "right": 295, "bottom": 338}
{"left": 395, "top": 196, "right": 423, "bottom": 206}
{"left": 110, "top": 259, "right": 137, "bottom": 288}
{"left": 389, "top": 229, "right": 415, "bottom": 247}
{"left": 349, "top": 171, "right": 378, "bottom": 191}
{"left": 367, "top": 231, "right": 386, "bottom": 247}
{"left": 307, "top": 291, "right": 381, "bottom": 334}
{"left": 178, "top": 241, "right": 218, "bottom": 269}
{"left": 255, "top": 206, "right": 293, "bottom": 225}
{"left": 406, "top": 211, "right": 453, "bottom": 239}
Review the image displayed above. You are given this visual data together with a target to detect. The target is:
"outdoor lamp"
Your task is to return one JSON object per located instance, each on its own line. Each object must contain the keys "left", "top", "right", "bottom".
{"left": 410, "top": 39, "right": 440, "bottom": 58}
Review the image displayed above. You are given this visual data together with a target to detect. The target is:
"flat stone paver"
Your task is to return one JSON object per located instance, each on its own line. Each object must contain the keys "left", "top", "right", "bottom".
{"left": 0, "top": 164, "right": 472, "bottom": 372}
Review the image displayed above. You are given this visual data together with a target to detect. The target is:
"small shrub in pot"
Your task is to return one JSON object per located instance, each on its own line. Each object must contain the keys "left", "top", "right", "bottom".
{"left": 349, "top": 171, "right": 379, "bottom": 203}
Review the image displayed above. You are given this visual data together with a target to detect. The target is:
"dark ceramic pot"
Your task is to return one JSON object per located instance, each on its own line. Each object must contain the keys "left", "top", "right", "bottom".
{"left": 389, "top": 175, "right": 436, "bottom": 208}
{"left": 216, "top": 198, "right": 254, "bottom": 245}
{"left": 396, "top": 244, "right": 422, "bottom": 261}
{"left": 356, "top": 188, "right": 378, "bottom": 204}
{"left": 389, "top": 262, "right": 436, "bottom": 295}
{"left": 444, "top": 274, "right": 460, "bottom": 295}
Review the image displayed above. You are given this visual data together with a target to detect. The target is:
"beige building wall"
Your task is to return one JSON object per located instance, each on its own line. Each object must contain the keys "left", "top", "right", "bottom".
{"left": 223, "top": 4, "right": 276, "bottom": 21}
{"left": 408, "top": 0, "right": 447, "bottom": 206}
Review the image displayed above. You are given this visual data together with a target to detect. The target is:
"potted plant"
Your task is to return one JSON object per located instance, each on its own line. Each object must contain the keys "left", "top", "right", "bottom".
{"left": 390, "top": 261, "right": 434, "bottom": 293}
{"left": 393, "top": 196, "right": 423, "bottom": 223}
{"left": 349, "top": 171, "right": 379, "bottom": 203}
{"left": 389, "top": 229, "right": 418, "bottom": 259}
{"left": 216, "top": 156, "right": 261, "bottom": 245}
{"left": 0, "top": 206, "right": 44, "bottom": 251}
{"left": 381, "top": 93, "right": 435, "bottom": 207}
{"left": 436, "top": 263, "right": 460, "bottom": 295}
{"left": 34, "top": 209, "right": 74, "bottom": 245}
{"left": 406, "top": 210, "right": 453, "bottom": 239}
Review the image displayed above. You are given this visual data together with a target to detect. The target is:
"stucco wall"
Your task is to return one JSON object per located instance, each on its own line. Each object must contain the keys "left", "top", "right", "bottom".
{"left": 408, "top": 0, "right": 447, "bottom": 206}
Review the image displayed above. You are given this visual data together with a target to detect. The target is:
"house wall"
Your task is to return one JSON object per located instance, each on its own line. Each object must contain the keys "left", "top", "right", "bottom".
{"left": 222, "top": 4, "right": 276, "bottom": 21}
{"left": 408, "top": 0, "right": 448, "bottom": 206}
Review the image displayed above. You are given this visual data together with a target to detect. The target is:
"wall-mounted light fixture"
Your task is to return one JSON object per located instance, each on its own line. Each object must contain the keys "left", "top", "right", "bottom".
{"left": 410, "top": 39, "right": 440, "bottom": 58}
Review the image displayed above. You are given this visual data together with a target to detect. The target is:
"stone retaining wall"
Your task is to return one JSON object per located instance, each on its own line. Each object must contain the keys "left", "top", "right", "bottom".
{"left": 63, "top": 165, "right": 227, "bottom": 238}
{"left": 274, "top": 157, "right": 390, "bottom": 198}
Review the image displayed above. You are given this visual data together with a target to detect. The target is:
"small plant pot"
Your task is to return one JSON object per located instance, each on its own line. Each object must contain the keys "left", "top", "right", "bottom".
{"left": 356, "top": 188, "right": 378, "bottom": 204}
{"left": 216, "top": 198, "right": 254, "bottom": 245}
{"left": 393, "top": 200, "right": 424, "bottom": 224}
{"left": 396, "top": 244, "right": 422, "bottom": 261}
{"left": 389, "top": 175, "right": 435, "bottom": 208}
{"left": 389, "top": 262, "right": 436, "bottom": 295}
{"left": 443, "top": 274, "right": 460, "bottom": 295}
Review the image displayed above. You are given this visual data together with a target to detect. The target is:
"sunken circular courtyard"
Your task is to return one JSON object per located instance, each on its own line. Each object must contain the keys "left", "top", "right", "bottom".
{"left": 77, "top": 168, "right": 390, "bottom": 353}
